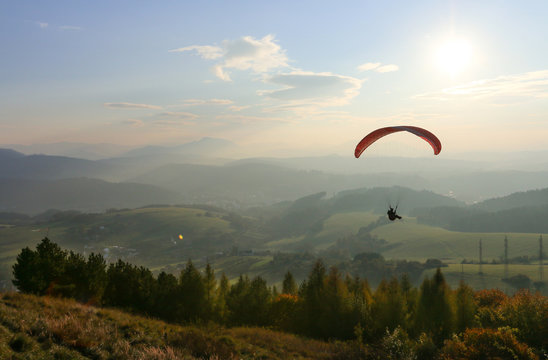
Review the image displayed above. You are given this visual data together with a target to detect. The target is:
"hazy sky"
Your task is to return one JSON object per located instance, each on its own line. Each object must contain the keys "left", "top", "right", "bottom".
{"left": 1, "top": 0, "right": 547, "bottom": 157}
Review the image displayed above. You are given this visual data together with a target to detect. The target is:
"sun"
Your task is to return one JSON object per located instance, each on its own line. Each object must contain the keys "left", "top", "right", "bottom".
{"left": 435, "top": 38, "right": 472, "bottom": 77}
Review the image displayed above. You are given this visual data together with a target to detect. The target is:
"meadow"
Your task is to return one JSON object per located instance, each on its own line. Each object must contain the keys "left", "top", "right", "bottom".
{"left": 0, "top": 207, "right": 544, "bottom": 292}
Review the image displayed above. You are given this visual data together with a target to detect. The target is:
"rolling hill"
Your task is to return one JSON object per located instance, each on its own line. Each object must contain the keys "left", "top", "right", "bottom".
{"left": 0, "top": 178, "right": 185, "bottom": 215}
{"left": 0, "top": 150, "right": 115, "bottom": 180}
{"left": 0, "top": 292, "right": 355, "bottom": 360}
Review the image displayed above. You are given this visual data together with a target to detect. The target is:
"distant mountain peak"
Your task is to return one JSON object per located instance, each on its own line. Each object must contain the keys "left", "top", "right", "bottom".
{"left": 0, "top": 148, "right": 25, "bottom": 158}
{"left": 122, "top": 137, "right": 237, "bottom": 158}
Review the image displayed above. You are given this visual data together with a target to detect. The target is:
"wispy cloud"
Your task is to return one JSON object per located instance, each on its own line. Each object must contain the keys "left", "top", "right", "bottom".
{"left": 122, "top": 119, "right": 145, "bottom": 127}
{"left": 181, "top": 99, "right": 233, "bottom": 106}
{"left": 357, "top": 62, "right": 381, "bottom": 72}
{"left": 104, "top": 102, "right": 162, "bottom": 110}
{"left": 151, "top": 119, "right": 195, "bottom": 128}
{"left": 37, "top": 22, "right": 48, "bottom": 29}
{"left": 357, "top": 62, "right": 399, "bottom": 73}
{"left": 158, "top": 111, "right": 198, "bottom": 119}
{"left": 171, "top": 35, "right": 288, "bottom": 81}
{"left": 216, "top": 114, "right": 288, "bottom": 124}
{"left": 260, "top": 71, "right": 363, "bottom": 107}
{"left": 229, "top": 105, "right": 250, "bottom": 112}
{"left": 376, "top": 64, "right": 399, "bottom": 73}
{"left": 59, "top": 25, "right": 82, "bottom": 31}
{"left": 169, "top": 45, "right": 223, "bottom": 60}
{"left": 415, "top": 70, "right": 548, "bottom": 101}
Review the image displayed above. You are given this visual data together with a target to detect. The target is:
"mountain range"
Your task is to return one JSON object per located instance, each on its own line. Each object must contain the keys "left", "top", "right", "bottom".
{"left": 2, "top": 138, "right": 548, "bottom": 215}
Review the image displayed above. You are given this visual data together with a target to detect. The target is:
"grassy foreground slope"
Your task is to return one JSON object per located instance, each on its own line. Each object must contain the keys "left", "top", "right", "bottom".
{"left": 0, "top": 292, "right": 356, "bottom": 360}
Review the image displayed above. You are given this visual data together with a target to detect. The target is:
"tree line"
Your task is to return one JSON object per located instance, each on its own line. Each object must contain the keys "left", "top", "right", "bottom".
{"left": 12, "top": 238, "right": 547, "bottom": 358}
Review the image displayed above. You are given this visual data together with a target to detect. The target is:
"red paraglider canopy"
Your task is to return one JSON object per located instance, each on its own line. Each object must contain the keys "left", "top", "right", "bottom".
{"left": 354, "top": 126, "right": 441, "bottom": 158}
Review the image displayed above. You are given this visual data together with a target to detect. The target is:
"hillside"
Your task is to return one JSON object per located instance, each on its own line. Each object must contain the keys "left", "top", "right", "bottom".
{"left": 0, "top": 206, "right": 259, "bottom": 280}
{"left": 0, "top": 292, "right": 356, "bottom": 360}
{"left": 130, "top": 162, "right": 368, "bottom": 206}
{"left": 0, "top": 152, "right": 115, "bottom": 180}
{"left": 4, "top": 145, "right": 548, "bottom": 209}
{"left": 472, "top": 188, "right": 548, "bottom": 211}
{"left": 0, "top": 178, "right": 186, "bottom": 215}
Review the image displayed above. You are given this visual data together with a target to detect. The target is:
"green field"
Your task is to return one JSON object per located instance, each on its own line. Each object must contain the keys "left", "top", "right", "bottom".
{"left": 265, "top": 211, "right": 379, "bottom": 251}
{"left": 423, "top": 263, "right": 546, "bottom": 291}
{"left": 1, "top": 207, "right": 545, "bottom": 293}
{"left": 0, "top": 207, "right": 235, "bottom": 274}
{"left": 264, "top": 211, "right": 542, "bottom": 264}
{"left": 371, "top": 217, "right": 543, "bottom": 262}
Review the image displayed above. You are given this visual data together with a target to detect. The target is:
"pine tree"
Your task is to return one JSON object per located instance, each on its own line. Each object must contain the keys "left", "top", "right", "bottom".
{"left": 154, "top": 271, "right": 179, "bottom": 320}
{"left": 454, "top": 280, "right": 477, "bottom": 333}
{"left": 85, "top": 252, "right": 107, "bottom": 304}
{"left": 282, "top": 271, "right": 297, "bottom": 295}
{"left": 414, "top": 268, "right": 455, "bottom": 344}
{"left": 60, "top": 251, "right": 87, "bottom": 299}
{"left": 215, "top": 272, "right": 230, "bottom": 323}
{"left": 247, "top": 276, "right": 272, "bottom": 326}
{"left": 179, "top": 260, "right": 205, "bottom": 322}
{"left": 322, "top": 266, "right": 353, "bottom": 339}
{"left": 203, "top": 263, "right": 216, "bottom": 321}
{"left": 12, "top": 247, "right": 40, "bottom": 294}
{"left": 371, "top": 277, "right": 407, "bottom": 338}
{"left": 301, "top": 260, "right": 327, "bottom": 338}
{"left": 226, "top": 274, "right": 251, "bottom": 325}
{"left": 12, "top": 238, "right": 68, "bottom": 295}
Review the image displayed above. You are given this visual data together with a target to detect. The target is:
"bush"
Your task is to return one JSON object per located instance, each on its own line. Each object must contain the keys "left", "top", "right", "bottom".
{"left": 439, "top": 327, "right": 537, "bottom": 360}
{"left": 414, "top": 332, "right": 437, "bottom": 360}
{"left": 381, "top": 327, "right": 416, "bottom": 360}
{"left": 9, "top": 333, "right": 33, "bottom": 352}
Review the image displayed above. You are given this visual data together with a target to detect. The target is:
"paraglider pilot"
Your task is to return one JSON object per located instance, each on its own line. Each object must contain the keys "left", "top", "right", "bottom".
{"left": 387, "top": 206, "right": 402, "bottom": 221}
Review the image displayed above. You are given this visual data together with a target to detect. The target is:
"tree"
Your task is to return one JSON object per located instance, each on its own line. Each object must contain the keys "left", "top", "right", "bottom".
{"left": 58, "top": 251, "right": 87, "bottom": 299}
{"left": 371, "top": 277, "right": 407, "bottom": 339}
{"left": 271, "top": 293, "right": 300, "bottom": 332}
{"left": 247, "top": 276, "right": 272, "bottom": 326}
{"left": 282, "top": 271, "right": 297, "bottom": 295}
{"left": 440, "top": 327, "right": 537, "bottom": 360}
{"left": 500, "top": 289, "right": 548, "bottom": 350}
{"left": 154, "top": 271, "right": 179, "bottom": 320}
{"left": 85, "top": 252, "right": 107, "bottom": 304}
{"left": 12, "top": 247, "right": 40, "bottom": 294}
{"left": 215, "top": 272, "right": 230, "bottom": 323}
{"left": 226, "top": 275, "right": 251, "bottom": 325}
{"left": 454, "top": 281, "right": 477, "bottom": 333}
{"left": 321, "top": 266, "right": 354, "bottom": 339}
{"left": 300, "top": 260, "right": 327, "bottom": 338}
{"left": 104, "top": 260, "right": 143, "bottom": 311}
{"left": 12, "top": 238, "right": 67, "bottom": 295}
{"left": 345, "top": 275, "right": 372, "bottom": 342}
{"left": 414, "top": 269, "right": 454, "bottom": 344}
{"left": 202, "top": 263, "right": 216, "bottom": 321}
{"left": 178, "top": 260, "right": 205, "bottom": 322}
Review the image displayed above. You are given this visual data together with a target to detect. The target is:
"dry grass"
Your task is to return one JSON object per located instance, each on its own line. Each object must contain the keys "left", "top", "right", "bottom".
{"left": 0, "top": 292, "right": 362, "bottom": 359}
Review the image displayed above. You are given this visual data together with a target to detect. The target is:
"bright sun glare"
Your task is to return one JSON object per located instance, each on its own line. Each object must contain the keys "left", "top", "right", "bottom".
{"left": 435, "top": 38, "right": 472, "bottom": 77}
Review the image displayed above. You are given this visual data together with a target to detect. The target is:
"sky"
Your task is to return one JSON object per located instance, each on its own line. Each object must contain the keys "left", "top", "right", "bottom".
{"left": 1, "top": 0, "right": 547, "bottom": 157}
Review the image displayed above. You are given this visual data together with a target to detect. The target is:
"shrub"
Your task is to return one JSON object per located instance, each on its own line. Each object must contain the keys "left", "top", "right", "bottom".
{"left": 9, "top": 333, "right": 33, "bottom": 352}
{"left": 414, "top": 332, "right": 437, "bottom": 360}
{"left": 439, "top": 327, "right": 537, "bottom": 360}
{"left": 500, "top": 289, "right": 548, "bottom": 350}
{"left": 380, "top": 327, "right": 416, "bottom": 360}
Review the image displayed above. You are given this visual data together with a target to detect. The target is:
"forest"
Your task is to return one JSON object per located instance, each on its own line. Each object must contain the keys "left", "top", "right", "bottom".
{"left": 10, "top": 237, "right": 548, "bottom": 359}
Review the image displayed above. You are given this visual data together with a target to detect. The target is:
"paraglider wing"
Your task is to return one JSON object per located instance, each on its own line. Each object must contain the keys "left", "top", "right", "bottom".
{"left": 354, "top": 126, "right": 441, "bottom": 158}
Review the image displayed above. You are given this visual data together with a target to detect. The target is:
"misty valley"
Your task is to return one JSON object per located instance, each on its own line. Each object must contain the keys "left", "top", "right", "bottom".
{"left": 1, "top": 143, "right": 547, "bottom": 358}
